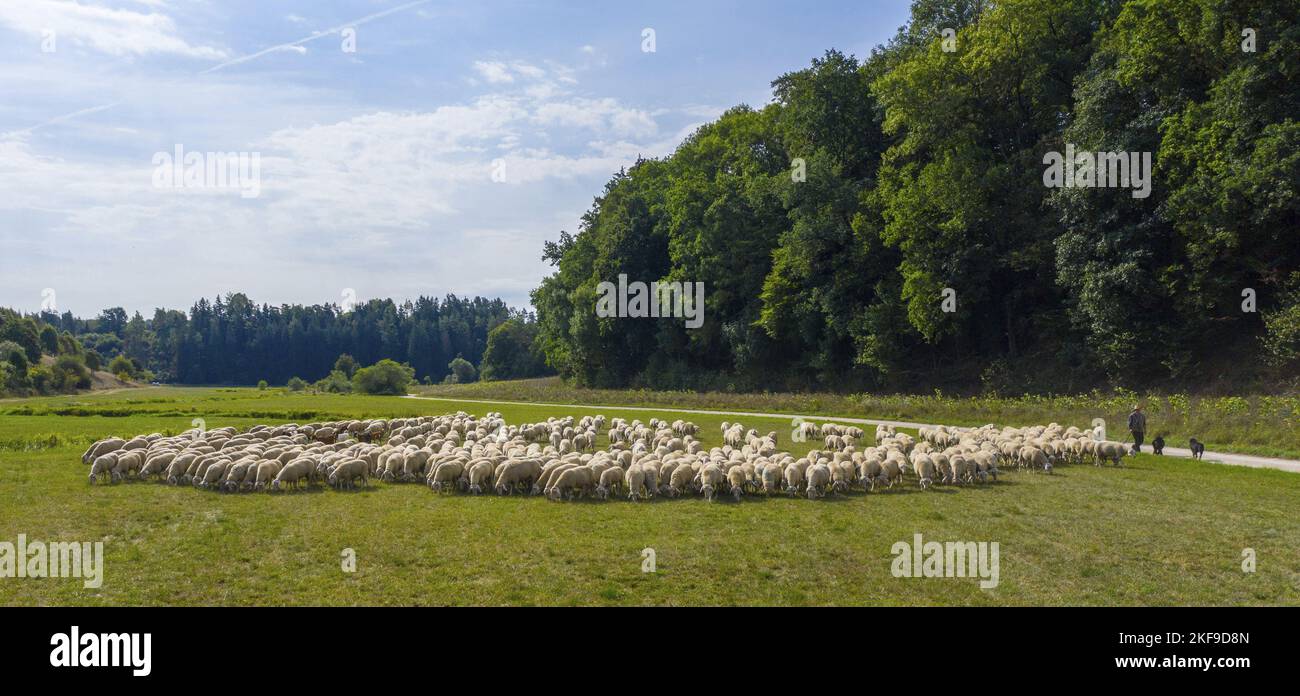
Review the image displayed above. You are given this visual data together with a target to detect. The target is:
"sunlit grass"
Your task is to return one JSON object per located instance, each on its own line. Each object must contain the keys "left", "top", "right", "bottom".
{"left": 0, "top": 387, "right": 1296, "bottom": 606}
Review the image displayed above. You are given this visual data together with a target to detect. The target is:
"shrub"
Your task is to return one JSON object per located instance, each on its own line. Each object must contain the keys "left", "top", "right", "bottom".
{"left": 108, "top": 354, "right": 137, "bottom": 379}
{"left": 286, "top": 376, "right": 307, "bottom": 391}
{"left": 50, "top": 355, "right": 92, "bottom": 391}
{"left": 314, "top": 370, "right": 353, "bottom": 394}
{"left": 352, "top": 359, "right": 415, "bottom": 395}
{"left": 447, "top": 356, "right": 477, "bottom": 384}
{"left": 257, "top": 379, "right": 269, "bottom": 390}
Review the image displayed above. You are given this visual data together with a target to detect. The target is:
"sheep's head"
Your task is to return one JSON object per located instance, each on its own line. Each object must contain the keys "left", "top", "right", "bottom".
{"left": 732, "top": 486, "right": 743, "bottom": 502}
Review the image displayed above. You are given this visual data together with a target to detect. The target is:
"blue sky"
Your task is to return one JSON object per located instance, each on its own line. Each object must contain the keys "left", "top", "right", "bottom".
{"left": 0, "top": 0, "right": 912, "bottom": 317}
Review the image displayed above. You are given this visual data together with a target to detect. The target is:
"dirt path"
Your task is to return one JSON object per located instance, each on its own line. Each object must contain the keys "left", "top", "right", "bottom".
{"left": 402, "top": 394, "right": 1300, "bottom": 475}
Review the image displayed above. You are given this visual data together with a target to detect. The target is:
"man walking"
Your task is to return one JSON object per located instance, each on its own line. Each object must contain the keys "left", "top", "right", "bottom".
{"left": 1127, "top": 404, "right": 1146, "bottom": 454}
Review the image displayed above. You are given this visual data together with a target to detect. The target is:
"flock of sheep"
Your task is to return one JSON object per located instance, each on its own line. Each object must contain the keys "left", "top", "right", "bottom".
{"left": 79, "top": 412, "right": 1136, "bottom": 500}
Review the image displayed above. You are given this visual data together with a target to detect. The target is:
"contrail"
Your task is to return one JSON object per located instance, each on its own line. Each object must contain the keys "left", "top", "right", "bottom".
{"left": 1, "top": 0, "right": 434, "bottom": 137}
{"left": 201, "top": 0, "right": 434, "bottom": 74}
{"left": 0, "top": 102, "right": 120, "bottom": 140}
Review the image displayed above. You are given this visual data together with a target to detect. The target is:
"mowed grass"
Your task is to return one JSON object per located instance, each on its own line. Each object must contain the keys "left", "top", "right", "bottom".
{"left": 1, "top": 387, "right": 1298, "bottom": 606}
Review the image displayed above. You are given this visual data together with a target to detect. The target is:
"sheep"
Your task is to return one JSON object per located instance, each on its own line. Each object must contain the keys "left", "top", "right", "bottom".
{"left": 1019, "top": 446, "right": 1051, "bottom": 474}
{"left": 82, "top": 437, "right": 125, "bottom": 464}
{"left": 254, "top": 460, "right": 285, "bottom": 491}
{"left": 1095, "top": 441, "right": 1129, "bottom": 467}
{"left": 831, "top": 461, "right": 853, "bottom": 494}
{"left": 913, "top": 454, "right": 937, "bottom": 489}
{"left": 805, "top": 463, "right": 831, "bottom": 500}
{"left": 624, "top": 465, "right": 648, "bottom": 501}
{"left": 879, "top": 459, "right": 903, "bottom": 489}
{"left": 726, "top": 465, "right": 746, "bottom": 501}
{"left": 548, "top": 466, "right": 594, "bottom": 500}
{"left": 88, "top": 452, "right": 119, "bottom": 484}
{"left": 466, "top": 460, "right": 494, "bottom": 495}
{"left": 782, "top": 463, "right": 804, "bottom": 497}
{"left": 495, "top": 459, "right": 540, "bottom": 495}
{"left": 698, "top": 465, "right": 724, "bottom": 502}
{"left": 760, "top": 462, "right": 782, "bottom": 495}
{"left": 429, "top": 461, "right": 465, "bottom": 493}
{"left": 595, "top": 466, "right": 624, "bottom": 500}
{"left": 112, "top": 450, "right": 145, "bottom": 481}
{"left": 271, "top": 459, "right": 314, "bottom": 491}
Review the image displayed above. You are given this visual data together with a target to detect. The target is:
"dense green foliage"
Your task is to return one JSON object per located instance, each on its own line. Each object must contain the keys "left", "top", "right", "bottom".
{"left": 446, "top": 356, "right": 478, "bottom": 384}
{"left": 532, "top": 0, "right": 1298, "bottom": 392}
{"left": 25, "top": 293, "right": 532, "bottom": 387}
{"left": 0, "top": 308, "right": 96, "bottom": 396}
{"left": 479, "top": 318, "right": 548, "bottom": 381}
{"left": 351, "top": 358, "right": 416, "bottom": 395}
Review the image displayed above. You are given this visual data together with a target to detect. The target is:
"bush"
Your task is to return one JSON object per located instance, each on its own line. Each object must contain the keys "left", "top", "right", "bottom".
{"left": 352, "top": 359, "right": 415, "bottom": 395}
{"left": 334, "top": 353, "right": 359, "bottom": 379}
{"left": 257, "top": 380, "right": 269, "bottom": 390}
{"left": 286, "top": 376, "right": 307, "bottom": 391}
{"left": 108, "top": 355, "right": 137, "bottom": 380}
{"left": 0, "top": 340, "right": 29, "bottom": 374}
{"left": 314, "top": 370, "right": 353, "bottom": 394}
{"left": 447, "top": 356, "right": 477, "bottom": 384}
{"left": 84, "top": 351, "right": 102, "bottom": 371}
{"left": 28, "top": 365, "right": 53, "bottom": 394}
{"left": 50, "top": 355, "right": 92, "bottom": 391}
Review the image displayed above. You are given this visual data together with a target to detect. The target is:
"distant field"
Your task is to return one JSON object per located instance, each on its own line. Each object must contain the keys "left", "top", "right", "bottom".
{"left": 415, "top": 378, "right": 1300, "bottom": 459}
{"left": 1, "top": 387, "right": 1297, "bottom": 606}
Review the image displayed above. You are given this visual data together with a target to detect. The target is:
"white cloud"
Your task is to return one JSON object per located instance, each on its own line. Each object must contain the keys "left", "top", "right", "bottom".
{"left": 0, "top": 49, "right": 713, "bottom": 314}
{"left": 0, "top": 0, "right": 227, "bottom": 59}
{"left": 473, "top": 60, "right": 513, "bottom": 84}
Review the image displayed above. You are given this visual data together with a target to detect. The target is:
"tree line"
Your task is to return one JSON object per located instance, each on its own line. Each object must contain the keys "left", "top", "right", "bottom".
{"left": 1, "top": 293, "right": 549, "bottom": 394}
{"left": 531, "top": 0, "right": 1299, "bottom": 393}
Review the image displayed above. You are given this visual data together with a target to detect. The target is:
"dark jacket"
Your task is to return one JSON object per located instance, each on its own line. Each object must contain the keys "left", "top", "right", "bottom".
{"left": 1128, "top": 410, "right": 1146, "bottom": 433}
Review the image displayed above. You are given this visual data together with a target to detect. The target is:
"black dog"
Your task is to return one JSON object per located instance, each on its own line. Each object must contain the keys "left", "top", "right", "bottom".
{"left": 1189, "top": 438, "right": 1205, "bottom": 460}
{"left": 1151, "top": 435, "right": 1165, "bottom": 455}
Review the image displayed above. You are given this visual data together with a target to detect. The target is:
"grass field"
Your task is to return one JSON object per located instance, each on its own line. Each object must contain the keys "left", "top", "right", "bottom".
{"left": 1, "top": 386, "right": 1298, "bottom": 606}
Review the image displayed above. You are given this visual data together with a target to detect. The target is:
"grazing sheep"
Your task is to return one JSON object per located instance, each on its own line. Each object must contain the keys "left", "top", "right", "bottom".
{"left": 466, "top": 460, "right": 494, "bottom": 495}
{"left": 624, "top": 465, "right": 648, "bottom": 501}
{"left": 271, "top": 459, "right": 314, "bottom": 491}
{"left": 429, "top": 461, "right": 465, "bottom": 493}
{"left": 805, "top": 464, "right": 831, "bottom": 500}
{"left": 698, "top": 465, "right": 724, "bottom": 502}
{"left": 726, "top": 465, "right": 746, "bottom": 501}
{"left": 82, "top": 438, "right": 125, "bottom": 465}
{"left": 595, "top": 466, "right": 624, "bottom": 500}
{"left": 254, "top": 460, "right": 285, "bottom": 491}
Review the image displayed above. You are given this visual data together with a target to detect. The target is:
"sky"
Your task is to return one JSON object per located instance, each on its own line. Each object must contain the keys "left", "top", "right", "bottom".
{"left": 0, "top": 0, "right": 912, "bottom": 318}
